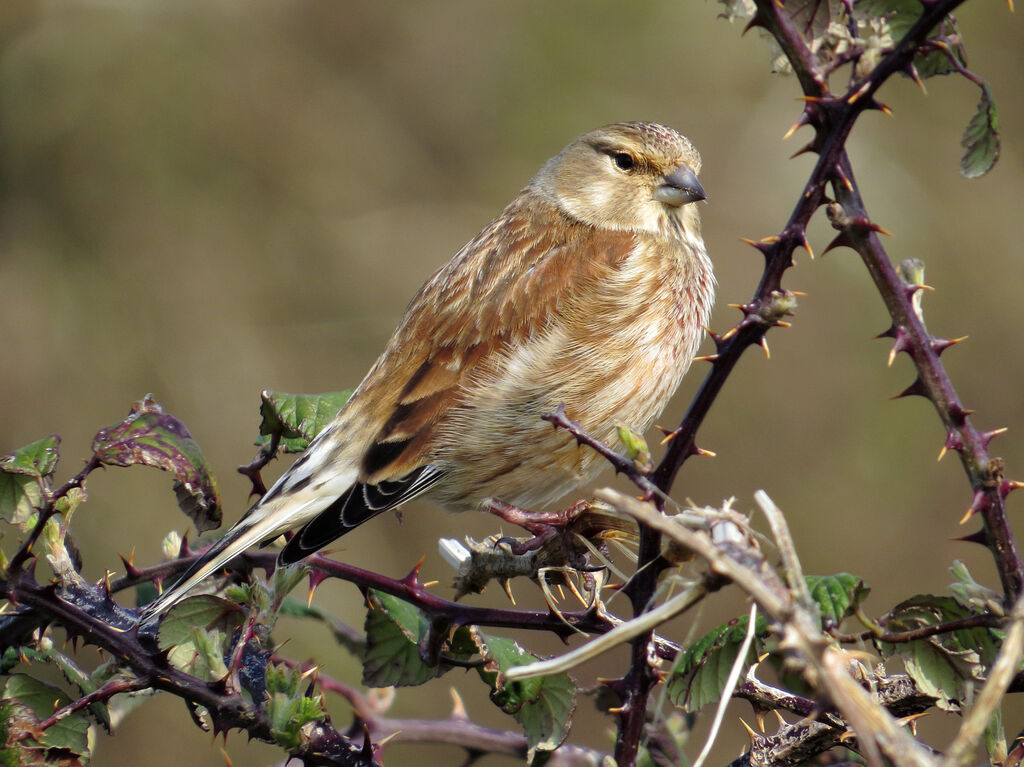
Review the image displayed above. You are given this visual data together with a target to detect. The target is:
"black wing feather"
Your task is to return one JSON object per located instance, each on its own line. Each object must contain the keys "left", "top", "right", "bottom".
{"left": 278, "top": 465, "right": 444, "bottom": 565}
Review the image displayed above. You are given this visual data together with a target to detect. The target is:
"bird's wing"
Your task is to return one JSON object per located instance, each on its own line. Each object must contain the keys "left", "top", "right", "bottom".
{"left": 140, "top": 196, "right": 633, "bottom": 619}
{"left": 279, "top": 195, "right": 636, "bottom": 559}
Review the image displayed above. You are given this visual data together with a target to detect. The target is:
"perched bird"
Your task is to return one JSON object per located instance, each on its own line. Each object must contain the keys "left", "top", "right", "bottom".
{"left": 140, "top": 121, "right": 714, "bottom": 621}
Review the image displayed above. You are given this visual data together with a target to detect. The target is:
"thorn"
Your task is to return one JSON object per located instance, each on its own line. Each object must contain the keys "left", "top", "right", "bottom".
{"left": 906, "top": 63, "right": 927, "bottom": 94}
{"left": 776, "top": 321, "right": 791, "bottom": 328}
{"left": 299, "top": 664, "right": 320, "bottom": 682}
{"left": 891, "top": 378, "right": 929, "bottom": 400}
{"left": 822, "top": 231, "right": 854, "bottom": 256}
{"left": 695, "top": 447, "right": 717, "bottom": 458}
{"left": 952, "top": 528, "right": 989, "bottom": 546}
{"left": 450, "top": 687, "right": 468, "bottom": 720}
{"left": 871, "top": 99, "right": 894, "bottom": 117}
{"left": 937, "top": 445, "right": 948, "bottom": 462}
{"left": 693, "top": 354, "right": 719, "bottom": 363}
{"left": 502, "top": 579, "right": 516, "bottom": 606}
{"left": 119, "top": 553, "right": 142, "bottom": 578}
{"left": 959, "top": 490, "right": 987, "bottom": 525}
{"left": 742, "top": 16, "right": 765, "bottom": 35}
{"left": 789, "top": 142, "right": 817, "bottom": 159}
{"left": 795, "top": 96, "right": 822, "bottom": 103}
{"left": 739, "top": 717, "right": 759, "bottom": 741}
{"left": 834, "top": 164, "right": 853, "bottom": 191}
{"left": 759, "top": 336, "right": 771, "bottom": 359}
{"left": 931, "top": 336, "right": 968, "bottom": 355}
{"left": 760, "top": 235, "right": 781, "bottom": 245}
{"left": 801, "top": 234, "right": 814, "bottom": 260}
{"left": 790, "top": 290, "right": 808, "bottom": 297}
{"left": 875, "top": 325, "right": 897, "bottom": 340}
{"left": 782, "top": 116, "right": 807, "bottom": 141}
{"left": 1001, "top": 479, "right": 1024, "bottom": 499}
{"left": 896, "top": 711, "right": 928, "bottom": 734}
{"left": 721, "top": 327, "right": 739, "bottom": 342}
{"left": 773, "top": 710, "right": 787, "bottom": 727}
{"left": 755, "top": 709, "right": 766, "bottom": 733}
{"left": 659, "top": 431, "right": 676, "bottom": 445}
{"left": 402, "top": 555, "right": 427, "bottom": 585}
{"left": 980, "top": 427, "right": 1008, "bottom": 449}
{"left": 422, "top": 580, "right": 439, "bottom": 588}
{"left": 847, "top": 80, "right": 872, "bottom": 105}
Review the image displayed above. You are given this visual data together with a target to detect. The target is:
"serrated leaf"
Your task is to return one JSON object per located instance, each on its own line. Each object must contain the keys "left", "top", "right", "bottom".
{"left": 961, "top": 83, "right": 1000, "bottom": 178}
{"left": 471, "top": 629, "right": 576, "bottom": 766}
{"left": 362, "top": 591, "right": 444, "bottom": 687}
{"left": 91, "top": 395, "right": 221, "bottom": 531}
{"left": 157, "top": 595, "right": 242, "bottom": 650}
{"left": 949, "top": 559, "right": 1002, "bottom": 613}
{"left": 881, "top": 594, "right": 997, "bottom": 711}
{"left": 2, "top": 674, "right": 90, "bottom": 755}
{"left": 166, "top": 627, "right": 230, "bottom": 682}
{"left": 666, "top": 613, "right": 769, "bottom": 713}
{"left": 0, "top": 436, "right": 60, "bottom": 479}
{"left": 256, "top": 390, "right": 353, "bottom": 453}
{"left": 0, "top": 473, "right": 43, "bottom": 526}
{"left": 264, "top": 691, "right": 325, "bottom": 750}
{"left": 806, "top": 573, "right": 870, "bottom": 627}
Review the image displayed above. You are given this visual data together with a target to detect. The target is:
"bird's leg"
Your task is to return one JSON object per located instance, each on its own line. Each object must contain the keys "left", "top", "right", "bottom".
{"left": 485, "top": 498, "right": 591, "bottom": 555}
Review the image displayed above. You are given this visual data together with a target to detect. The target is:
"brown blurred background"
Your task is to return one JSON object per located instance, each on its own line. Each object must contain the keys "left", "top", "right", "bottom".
{"left": 1, "top": 1, "right": 1021, "bottom": 764}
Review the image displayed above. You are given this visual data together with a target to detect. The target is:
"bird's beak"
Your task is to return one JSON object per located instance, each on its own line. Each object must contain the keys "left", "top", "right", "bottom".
{"left": 653, "top": 165, "right": 706, "bottom": 207}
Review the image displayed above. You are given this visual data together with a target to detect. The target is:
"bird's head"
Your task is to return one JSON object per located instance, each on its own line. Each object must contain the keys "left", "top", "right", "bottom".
{"left": 535, "top": 121, "right": 705, "bottom": 238}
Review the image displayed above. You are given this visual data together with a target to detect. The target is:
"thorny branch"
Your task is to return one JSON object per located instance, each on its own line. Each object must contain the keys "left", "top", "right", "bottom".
{"left": 0, "top": 0, "right": 1017, "bottom": 765}
{"left": 603, "top": 0, "right": 1021, "bottom": 762}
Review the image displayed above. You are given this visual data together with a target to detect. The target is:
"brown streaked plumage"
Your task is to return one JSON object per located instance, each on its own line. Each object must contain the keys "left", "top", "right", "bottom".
{"left": 140, "top": 121, "right": 714, "bottom": 621}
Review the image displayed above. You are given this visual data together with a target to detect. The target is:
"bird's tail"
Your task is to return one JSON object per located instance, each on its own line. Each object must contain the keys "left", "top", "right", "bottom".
{"left": 137, "top": 476, "right": 352, "bottom": 625}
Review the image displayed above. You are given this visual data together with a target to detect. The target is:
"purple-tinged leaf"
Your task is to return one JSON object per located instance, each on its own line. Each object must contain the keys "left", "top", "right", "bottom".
{"left": 91, "top": 395, "right": 221, "bottom": 532}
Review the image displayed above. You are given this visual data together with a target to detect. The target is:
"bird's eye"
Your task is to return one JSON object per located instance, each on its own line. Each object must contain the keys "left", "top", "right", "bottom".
{"left": 612, "top": 152, "right": 635, "bottom": 172}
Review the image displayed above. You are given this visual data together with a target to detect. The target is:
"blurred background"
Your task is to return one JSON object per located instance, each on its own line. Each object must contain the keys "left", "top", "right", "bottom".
{"left": 1, "top": 0, "right": 1021, "bottom": 764}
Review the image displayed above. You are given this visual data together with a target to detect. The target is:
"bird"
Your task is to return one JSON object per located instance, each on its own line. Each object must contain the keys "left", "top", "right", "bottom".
{"left": 139, "top": 121, "right": 714, "bottom": 622}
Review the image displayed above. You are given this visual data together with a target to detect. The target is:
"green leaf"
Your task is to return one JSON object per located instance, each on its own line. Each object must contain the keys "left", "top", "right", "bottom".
{"left": 472, "top": 630, "right": 576, "bottom": 766}
{"left": 159, "top": 596, "right": 240, "bottom": 682}
{"left": 856, "top": 0, "right": 966, "bottom": 78}
{"left": 0, "top": 436, "right": 60, "bottom": 479}
{"left": 0, "top": 473, "right": 43, "bottom": 527}
{"left": 157, "top": 595, "right": 242, "bottom": 651}
{"left": 91, "top": 395, "right": 221, "bottom": 532}
{"left": 666, "top": 613, "right": 769, "bottom": 712}
{"left": 949, "top": 560, "right": 1002, "bottom": 613}
{"left": 961, "top": 83, "right": 1000, "bottom": 179}
{"left": 881, "top": 595, "right": 997, "bottom": 711}
{"left": 166, "top": 628, "right": 230, "bottom": 682}
{"left": 806, "top": 573, "right": 870, "bottom": 627}
{"left": 264, "top": 691, "right": 325, "bottom": 750}
{"left": 2, "top": 674, "right": 90, "bottom": 756}
{"left": 362, "top": 590, "right": 446, "bottom": 687}
{"left": 256, "top": 390, "right": 354, "bottom": 453}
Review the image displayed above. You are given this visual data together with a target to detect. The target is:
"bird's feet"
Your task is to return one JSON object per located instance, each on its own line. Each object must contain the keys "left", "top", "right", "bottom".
{"left": 485, "top": 498, "right": 591, "bottom": 555}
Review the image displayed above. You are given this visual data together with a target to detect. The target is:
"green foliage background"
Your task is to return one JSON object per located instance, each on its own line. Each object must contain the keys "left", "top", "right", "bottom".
{"left": 1, "top": 1, "right": 1022, "bottom": 764}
